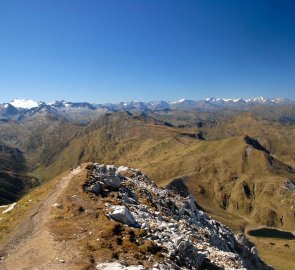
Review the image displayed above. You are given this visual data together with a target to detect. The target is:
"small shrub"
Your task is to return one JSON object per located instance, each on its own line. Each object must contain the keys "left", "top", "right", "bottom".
{"left": 112, "top": 252, "right": 119, "bottom": 259}
{"left": 147, "top": 242, "right": 162, "bottom": 254}
{"left": 140, "top": 240, "right": 163, "bottom": 255}
{"left": 129, "top": 230, "right": 136, "bottom": 243}
{"left": 116, "top": 237, "right": 123, "bottom": 245}
{"left": 112, "top": 223, "right": 123, "bottom": 235}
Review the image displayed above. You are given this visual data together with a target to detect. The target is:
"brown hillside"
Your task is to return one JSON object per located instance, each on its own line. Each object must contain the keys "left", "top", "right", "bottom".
{"left": 34, "top": 112, "right": 295, "bottom": 232}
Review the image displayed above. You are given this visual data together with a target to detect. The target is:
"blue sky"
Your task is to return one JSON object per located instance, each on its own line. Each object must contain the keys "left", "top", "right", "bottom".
{"left": 0, "top": 0, "right": 295, "bottom": 103}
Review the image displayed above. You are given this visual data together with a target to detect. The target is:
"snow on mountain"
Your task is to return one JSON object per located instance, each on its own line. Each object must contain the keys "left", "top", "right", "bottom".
{"left": 10, "top": 99, "right": 40, "bottom": 109}
{"left": 205, "top": 96, "right": 292, "bottom": 104}
{"left": 169, "top": 98, "right": 188, "bottom": 104}
{"left": 205, "top": 96, "right": 294, "bottom": 106}
{"left": 206, "top": 97, "right": 247, "bottom": 103}
{"left": 2, "top": 96, "right": 294, "bottom": 116}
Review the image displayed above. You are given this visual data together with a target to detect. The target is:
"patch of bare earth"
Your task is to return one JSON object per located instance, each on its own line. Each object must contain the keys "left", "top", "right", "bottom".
{"left": 0, "top": 166, "right": 84, "bottom": 270}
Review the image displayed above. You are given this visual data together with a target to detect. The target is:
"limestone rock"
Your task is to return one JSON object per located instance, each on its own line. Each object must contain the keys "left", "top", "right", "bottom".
{"left": 101, "top": 175, "right": 122, "bottom": 190}
{"left": 96, "top": 262, "right": 145, "bottom": 269}
{"left": 171, "top": 237, "right": 205, "bottom": 269}
{"left": 110, "top": 205, "right": 137, "bottom": 227}
{"left": 84, "top": 163, "right": 273, "bottom": 270}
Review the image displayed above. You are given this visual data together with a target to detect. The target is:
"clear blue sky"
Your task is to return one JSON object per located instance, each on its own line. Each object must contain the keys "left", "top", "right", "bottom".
{"left": 0, "top": 0, "right": 295, "bottom": 103}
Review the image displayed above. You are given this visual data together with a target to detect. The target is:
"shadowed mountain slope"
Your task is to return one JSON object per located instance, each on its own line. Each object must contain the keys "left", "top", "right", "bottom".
{"left": 0, "top": 143, "right": 39, "bottom": 204}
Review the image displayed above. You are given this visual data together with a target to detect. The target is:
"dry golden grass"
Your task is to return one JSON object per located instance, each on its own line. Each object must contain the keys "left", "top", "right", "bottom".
{"left": 249, "top": 237, "right": 295, "bottom": 270}
{"left": 48, "top": 168, "right": 166, "bottom": 268}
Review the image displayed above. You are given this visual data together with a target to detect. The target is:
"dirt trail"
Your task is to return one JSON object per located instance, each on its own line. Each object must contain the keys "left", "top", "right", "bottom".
{"left": 0, "top": 166, "right": 83, "bottom": 270}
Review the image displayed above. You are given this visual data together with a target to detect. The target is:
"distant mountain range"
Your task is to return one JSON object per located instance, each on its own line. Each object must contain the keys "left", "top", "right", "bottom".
{"left": 1, "top": 97, "right": 294, "bottom": 123}
{"left": 3, "top": 96, "right": 295, "bottom": 110}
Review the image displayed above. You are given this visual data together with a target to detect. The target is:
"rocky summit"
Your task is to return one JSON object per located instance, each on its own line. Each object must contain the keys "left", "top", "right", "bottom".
{"left": 84, "top": 163, "right": 273, "bottom": 270}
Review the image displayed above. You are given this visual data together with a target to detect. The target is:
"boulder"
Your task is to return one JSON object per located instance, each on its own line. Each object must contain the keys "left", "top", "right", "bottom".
{"left": 171, "top": 237, "right": 205, "bottom": 269}
{"left": 96, "top": 164, "right": 107, "bottom": 174}
{"left": 88, "top": 182, "right": 103, "bottom": 195}
{"left": 122, "top": 193, "right": 138, "bottom": 204}
{"left": 102, "top": 175, "right": 122, "bottom": 190}
{"left": 110, "top": 205, "right": 137, "bottom": 227}
{"left": 85, "top": 175, "right": 122, "bottom": 194}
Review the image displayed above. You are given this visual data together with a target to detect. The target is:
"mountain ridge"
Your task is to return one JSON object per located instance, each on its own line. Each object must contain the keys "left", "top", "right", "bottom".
{"left": 1, "top": 97, "right": 295, "bottom": 124}
{"left": 3, "top": 96, "right": 295, "bottom": 111}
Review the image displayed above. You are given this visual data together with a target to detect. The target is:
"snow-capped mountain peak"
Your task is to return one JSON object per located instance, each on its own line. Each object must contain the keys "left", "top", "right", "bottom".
{"left": 205, "top": 96, "right": 289, "bottom": 104}
{"left": 246, "top": 96, "right": 267, "bottom": 103}
{"left": 205, "top": 97, "right": 244, "bottom": 103}
{"left": 10, "top": 99, "right": 40, "bottom": 109}
{"left": 170, "top": 98, "right": 187, "bottom": 104}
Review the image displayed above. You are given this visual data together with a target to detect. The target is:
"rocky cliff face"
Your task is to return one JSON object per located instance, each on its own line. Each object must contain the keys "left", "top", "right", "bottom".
{"left": 84, "top": 163, "right": 273, "bottom": 270}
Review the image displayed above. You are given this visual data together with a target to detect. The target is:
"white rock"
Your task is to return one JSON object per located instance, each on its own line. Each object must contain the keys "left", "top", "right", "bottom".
{"left": 117, "top": 166, "right": 130, "bottom": 174}
{"left": 110, "top": 206, "right": 137, "bottom": 226}
{"left": 2, "top": 203, "right": 17, "bottom": 214}
{"left": 96, "top": 262, "right": 145, "bottom": 269}
{"left": 106, "top": 164, "right": 117, "bottom": 173}
{"left": 52, "top": 203, "right": 63, "bottom": 209}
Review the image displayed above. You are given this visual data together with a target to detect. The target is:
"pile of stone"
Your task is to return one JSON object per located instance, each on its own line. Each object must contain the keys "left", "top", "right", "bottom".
{"left": 84, "top": 163, "right": 273, "bottom": 270}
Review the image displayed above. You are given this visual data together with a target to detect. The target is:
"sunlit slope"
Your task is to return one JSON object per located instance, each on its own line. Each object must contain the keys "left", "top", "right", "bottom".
{"left": 182, "top": 136, "right": 295, "bottom": 231}
{"left": 152, "top": 111, "right": 295, "bottom": 167}
{"left": 36, "top": 112, "right": 295, "bottom": 231}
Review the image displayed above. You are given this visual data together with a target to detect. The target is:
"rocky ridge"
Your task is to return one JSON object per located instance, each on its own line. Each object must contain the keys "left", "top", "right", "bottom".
{"left": 84, "top": 163, "right": 273, "bottom": 270}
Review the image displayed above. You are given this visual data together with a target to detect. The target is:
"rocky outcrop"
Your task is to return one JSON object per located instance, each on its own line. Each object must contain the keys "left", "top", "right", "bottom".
{"left": 84, "top": 163, "right": 273, "bottom": 270}
{"left": 170, "top": 237, "right": 205, "bottom": 269}
{"left": 84, "top": 164, "right": 122, "bottom": 195}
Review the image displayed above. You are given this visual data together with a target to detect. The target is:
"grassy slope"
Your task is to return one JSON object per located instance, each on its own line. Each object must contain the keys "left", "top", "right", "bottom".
{"left": 1, "top": 111, "right": 295, "bottom": 269}
{"left": 152, "top": 111, "right": 295, "bottom": 167}
{"left": 36, "top": 113, "right": 295, "bottom": 230}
